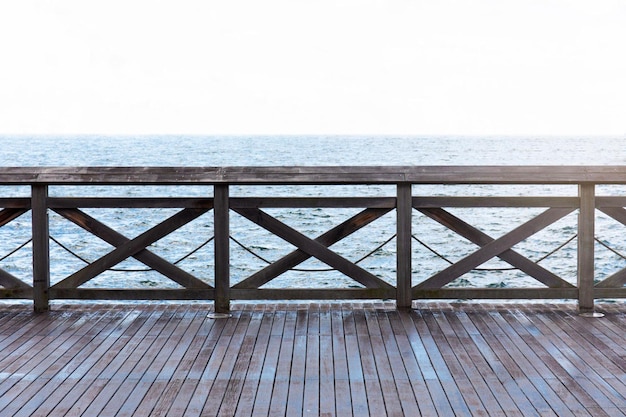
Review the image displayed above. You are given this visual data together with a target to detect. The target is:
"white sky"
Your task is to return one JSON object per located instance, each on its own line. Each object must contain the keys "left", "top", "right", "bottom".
{"left": 1, "top": 0, "right": 625, "bottom": 136}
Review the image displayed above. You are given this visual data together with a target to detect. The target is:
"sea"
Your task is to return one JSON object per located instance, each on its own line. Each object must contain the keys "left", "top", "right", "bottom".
{"left": 1, "top": 135, "right": 625, "bottom": 296}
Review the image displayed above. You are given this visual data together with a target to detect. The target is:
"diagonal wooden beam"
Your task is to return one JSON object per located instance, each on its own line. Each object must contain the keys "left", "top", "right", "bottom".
{"left": 0, "top": 208, "right": 35, "bottom": 290}
{"left": 595, "top": 207, "right": 626, "bottom": 288}
{"left": 232, "top": 207, "right": 395, "bottom": 290}
{"left": 52, "top": 208, "right": 213, "bottom": 289}
{"left": 0, "top": 269, "right": 31, "bottom": 289}
{"left": 0, "top": 208, "right": 29, "bottom": 227}
{"left": 597, "top": 268, "right": 626, "bottom": 288}
{"left": 415, "top": 207, "right": 575, "bottom": 289}
{"left": 233, "top": 207, "right": 393, "bottom": 289}
{"left": 52, "top": 208, "right": 208, "bottom": 289}
{"left": 598, "top": 206, "right": 626, "bottom": 225}
{"left": 418, "top": 207, "right": 575, "bottom": 288}
{"left": 0, "top": 209, "right": 32, "bottom": 289}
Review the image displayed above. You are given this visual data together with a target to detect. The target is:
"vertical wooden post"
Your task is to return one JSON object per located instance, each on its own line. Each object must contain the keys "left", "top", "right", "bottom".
{"left": 31, "top": 185, "right": 50, "bottom": 313}
{"left": 213, "top": 184, "right": 230, "bottom": 315}
{"left": 578, "top": 183, "right": 595, "bottom": 313}
{"left": 396, "top": 183, "right": 413, "bottom": 309}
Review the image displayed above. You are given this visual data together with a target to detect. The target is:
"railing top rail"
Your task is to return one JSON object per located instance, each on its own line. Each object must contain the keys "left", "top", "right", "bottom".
{"left": 1, "top": 166, "right": 626, "bottom": 185}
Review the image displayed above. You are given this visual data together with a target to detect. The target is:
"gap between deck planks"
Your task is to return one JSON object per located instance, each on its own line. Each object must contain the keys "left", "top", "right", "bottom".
{"left": 0, "top": 301, "right": 624, "bottom": 417}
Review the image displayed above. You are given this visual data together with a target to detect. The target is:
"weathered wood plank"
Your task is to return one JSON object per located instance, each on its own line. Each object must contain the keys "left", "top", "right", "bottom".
{"left": 31, "top": 185, "right": 50, "bottom": 312}
{"left": 50, "top": 288, "right": 216, "bottom": 300}
{"left": 318, "top": 304, "right": 337, "bottom": 417}
{"left": 0, "top": 199, "right": 30, "bottom": 209}
{"left": 421, "top": 308, "right": 486, "bottom": 415}
{"left": 216, "top": 308, "right": 264, "bottom": 416}
{"left": 249, "top": 306, "right": 283, "bottom": 417}
{"left": 411, "top": 308, "right": 471, "bottom": 416}
{"left": 374, "top": 309, "right": 422, "bottom": 415}
{"left": 386, "top": 310, "right": 440, "bottom": 416}
{"left": 4, "top": 165, "right": 626, "bottom": 184}
{"left": 341, "top": 304, "right": 369, "bottom": 416}
{"left": 396, "top": 183, "right": 413, "bottom": 308}
{"left": 414, "top": 196, "right": 579, "bottom": 208}
{"left": 0, "top": 207, "right": 29, "bottom": 226}
{"left": 268, "top": 307, "right": 297, "bottom": 416}
{"left": 0, "top": 312, "right": 76, "bottom": 396}
{"left": 413, "top": 288, "right": 580, "bottom": 299}
{"left": 595, "top": 196, "right": 626, "bottom": 208}
{"left": 213, "top": 185, "right": 230, "bottom": 314}
{"left": 230, "top": 196, "right": 396, "bottom": 208}
{"left": 303, "top": 304, "right": 320, "bottom": 416}
{"left": 353, "top": 305, "right": 387, "bottom": 415}
{"left": 596, "top": 269, "right": 626, "bottom": 289}
{"left": 232, "top": 305, "right": 273, "bottom": 417}
{"left": 48, "top": 197, "right": 214, "bottom": 209}
{"left": 164, "top": 310, "right": 227, "bottom": 417}
{"left": 0, "top": 269, "right": 31, "bottom": 290}
{"left": 578, "top": 184, "right": 596, "bottom": 312}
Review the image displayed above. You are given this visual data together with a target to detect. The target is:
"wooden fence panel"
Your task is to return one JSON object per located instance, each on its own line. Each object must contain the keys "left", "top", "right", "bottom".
{"left": 0, "top": 166, "right": 625, "bottom": 312}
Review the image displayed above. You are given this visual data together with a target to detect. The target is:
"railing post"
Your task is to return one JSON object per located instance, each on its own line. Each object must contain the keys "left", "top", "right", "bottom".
{"left": 578, "top": 183, "right": 595, "bottom": 313}
{"left": 31, "top": 185, "right": 50, "bottom": 313}
{"left": 396, "top": 183, "right": 413, "bottom": 309}
{"left": 213, "top": 184, "right": 230, "bottom": 315}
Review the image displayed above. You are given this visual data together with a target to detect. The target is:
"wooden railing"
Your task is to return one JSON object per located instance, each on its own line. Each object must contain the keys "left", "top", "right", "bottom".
{"left": 1, "top": 166, "right": 626, "bottom": 313}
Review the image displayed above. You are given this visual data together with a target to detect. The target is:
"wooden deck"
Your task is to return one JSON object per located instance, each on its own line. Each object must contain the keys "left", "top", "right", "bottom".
{"left": 0, "top": 301, "right": 625, "bottom": 416}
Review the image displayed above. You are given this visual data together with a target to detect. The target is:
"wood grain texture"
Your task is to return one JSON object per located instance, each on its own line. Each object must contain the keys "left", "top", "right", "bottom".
{"left": 2, "top": 165, "right": 626, "bottom": 185}
{"left": 0, "top": 302, "right": 623, "bottom": 416}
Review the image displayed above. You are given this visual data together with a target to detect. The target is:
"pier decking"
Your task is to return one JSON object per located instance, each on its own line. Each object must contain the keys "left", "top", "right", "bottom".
{"left": 0, "top": 301, "right": 624, "bottom": 416}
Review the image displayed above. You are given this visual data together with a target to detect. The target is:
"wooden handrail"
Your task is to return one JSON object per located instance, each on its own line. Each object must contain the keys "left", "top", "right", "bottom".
{"left": 1, "top": 166, "right": 626, "bottom": 184}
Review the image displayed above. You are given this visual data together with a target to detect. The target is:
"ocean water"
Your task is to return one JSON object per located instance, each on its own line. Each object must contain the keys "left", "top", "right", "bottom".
{"left": 1, "top": 134, "right": 625, "bottom": 166}
{"left": 1, "top": 135, "right": 625, "bottom": 294}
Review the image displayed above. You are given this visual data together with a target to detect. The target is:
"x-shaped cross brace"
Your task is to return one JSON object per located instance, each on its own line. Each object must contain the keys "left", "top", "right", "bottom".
{"left": 51, "top": 207, "right": 212, "bottom": 290}
{"left": 232, "top": 207, "right": 395, "bottom": 290}
{"left": 414, "top": 207, "right": 575, "bottom": 290}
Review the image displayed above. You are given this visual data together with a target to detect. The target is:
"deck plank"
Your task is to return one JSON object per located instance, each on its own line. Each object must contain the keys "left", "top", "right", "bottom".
{"left": 0, "top": 301, "right": 624, "bottom": 416}
{"left": 342, "top": 303, "right": 369, "bottom": 417}
{"left": 268, "top": 305, "right": 297, "bottom": 417}
{"left": 250, "top": 306, "right": 284, "bottom": 417}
